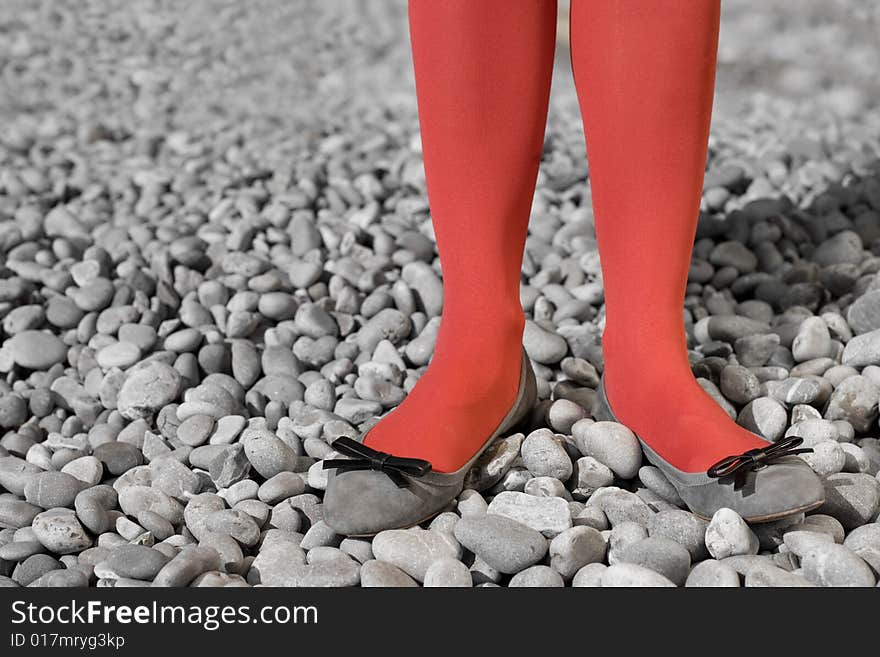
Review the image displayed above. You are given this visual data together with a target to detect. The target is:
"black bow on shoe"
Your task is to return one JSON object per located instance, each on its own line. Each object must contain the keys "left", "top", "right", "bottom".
{"left": 322, "top": 436, "right": 432, "bottom": 488}
{"left": 706, "top": 436, "right": 812, "bottom": 479}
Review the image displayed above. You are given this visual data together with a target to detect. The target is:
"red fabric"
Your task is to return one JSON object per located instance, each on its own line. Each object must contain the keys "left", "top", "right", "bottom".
{"left": 571, "top": 0, "right": 767, "bottom": 471}
{"left": 365, "top": 0, "right": 766, "bottom": 474}
{"left": 362, "top": 0, "right": 557, "bottom": 472}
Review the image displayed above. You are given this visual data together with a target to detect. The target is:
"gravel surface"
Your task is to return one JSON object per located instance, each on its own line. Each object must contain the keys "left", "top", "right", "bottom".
{"left": 1, "top": 1, "right": 880, "bottom": 587}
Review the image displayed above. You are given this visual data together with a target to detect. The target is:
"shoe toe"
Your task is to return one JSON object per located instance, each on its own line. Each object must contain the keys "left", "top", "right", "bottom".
{"left": 735, "top": 457, "right": 825, "bottom": 521}
{"left": 323, "top": 467, "right": 442, "bottom": 536}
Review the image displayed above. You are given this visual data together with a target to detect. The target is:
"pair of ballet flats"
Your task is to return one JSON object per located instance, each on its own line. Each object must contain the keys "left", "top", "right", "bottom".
{"left": 322, "top": 353, "right": 824, "bottom": 536}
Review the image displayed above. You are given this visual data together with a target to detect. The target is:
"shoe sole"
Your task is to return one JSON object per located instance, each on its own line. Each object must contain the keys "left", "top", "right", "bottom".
{"left": 690, "top": 499, "right": 824, "bottom": 524}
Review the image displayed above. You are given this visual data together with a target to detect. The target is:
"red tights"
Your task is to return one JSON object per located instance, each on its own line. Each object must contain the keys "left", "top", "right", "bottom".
{"left": 363, "top": 0, "right": 767, "bottom": 474}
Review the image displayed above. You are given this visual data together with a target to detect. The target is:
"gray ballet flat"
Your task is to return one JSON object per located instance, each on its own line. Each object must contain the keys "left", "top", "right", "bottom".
{"left": 322, "top": 348, "right": 537, "bottom": 537}
{"left": 592, "top": 374, "right": 825, "bottom": 523}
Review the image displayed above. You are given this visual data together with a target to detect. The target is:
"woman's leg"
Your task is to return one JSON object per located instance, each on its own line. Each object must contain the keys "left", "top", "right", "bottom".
{"left": 570, "top": 0, "right": 767, "bottom": 472}
{"left": 363, "top": 0, "right": 557, "bottom": 472}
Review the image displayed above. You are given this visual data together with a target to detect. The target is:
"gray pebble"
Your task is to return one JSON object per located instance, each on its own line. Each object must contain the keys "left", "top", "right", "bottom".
{"left": 824, "top": 375, "right": 879, "bottom": 433}
{"left": 360, "top": 560, "right": 418, "bottom": 587}
{"left": 647, "top": 510, "right": 709, "bottom": 561}
{"left": 737, "top": 397, "right": 788, "bottom": 441}
{"left": 600, "top": 562, "right": 676, "bottom": 587}
{"left": 841, "top": 328, "right": 880, "bottom": 368}
{"left": 32, "top": 509, "right": 92, "bottom": 555}
{"left": 638, "top": 466, "right": 685, "bottom": 507}
{"left": 819, "top": 472, "right": 880, "bottom": 530}
{"left": 705, "top": 508, "right": 759, "bottom": 559}
{"left": 571, "top": 562, "right": 607, "bottom": 587}
{"left": 116, "top": 360, "right": 181, "bottom": 420}
{"left": 574, "top": 421, "right": 642, "bottom": 479}
{"left": 586, "top": 487, "right": 654, "bottom": 528}
{"left": 464, "top": 433, "right": 523, "bottom": 492}
{"left": 371, "top": 528, "right": 461, "bottom": 582}
{"left": 548, "top": 526, "right": 606, "bottom": 579}
{"left": 520, "top": 429, "right": 572, "bottom": 480}
{"left": 791, "top": 316, "right": 831, "bottom": 362}
{"left": 24, "top": 471, "right": 84, "bottom": 509}
{"left": 801, "top": 543, "right": 876, "bottom": 587}
{"left": 486, "top": 491, "right": 572, "bottom": 538}
{"left": 5, "top": 330, "right": 68, "bottom": 370}
{"left": 523, "top": 320, "right": 568, "bottom": 364}
{"left": 153, "top": 545, "right": 224, "bottom": 587}
{"left": 97, "top": 545, "right": 169, "bottom": 580}
{"left": 423, "top": 557, "right": 472, "bottom": 587}
{"left": 508, "top": 565, "right": 564, "bottom": 587}
{"left": 685, "top": 559, "right": 741, "bottom": 587}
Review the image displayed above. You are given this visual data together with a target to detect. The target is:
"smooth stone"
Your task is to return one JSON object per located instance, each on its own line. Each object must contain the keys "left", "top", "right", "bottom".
{"left": 98, "top": 545, "right": 169, "bottom": 580}
{"left": 571, "top": 562, "right": 608, "bottom": 587}
{"left": 800, "top": 440, "right": 846, "bottom": 476}
{"left": 486, "top": 491, "right": 572, "bottom": 538}
{"left": 647, "top": 510, "right": 709, "bottom": 561}
{"left": 93, "top": 442, "right": 143, "bottom": 476}
{"left": 685, "top": 559, "right": 741, "bottom": 587}
{"left": 204, "top": 509, "right": 260, "bottom": 547}
{"left": 569, "top": 457, "right": 615, "bottom": 501}
{"left": 0, "top": 456, "right": 43, "bottom": 496}
{"left": 600, "top": 563, "right": 676, "bottom": 587}
{"left": 842, "top": 328, "right": 880, "bottom": 368}
{"left": 585, "top": 487, "right": 654, "bottom": 528}
{"left": 819, "top": 472, "right": 880, "bottom": 530}
{"left": 258, "top": 472, "right": 307, "bottom": 505}
{"left": 423, "top": 558, "right": 472, "bottom": 587}
{"left": 12, "top": 554, "right": 63, "bottom": 586}
{"left": 720, "top": 364, "right": 761, "bottom": 404}
{"left": 60, "top": 456, "right": 103, "bottom": 486}
{"left": 150, "top": 456, "right": 201, "bottom": 499}
{"left": 31, "top": 509, "right": 92, "bottom": 554}
{"left": 824, "top": 375, "right": 879, "bottom": 433}
{"left": 176, "top": 414, "right": 215, "bottom": 447}
{"left": 520, "top": 429, "right": 572, "bottom": 480}
{"left": 615, "top": 536, "right": 691, "bottom": 586}
{"left": 548, "top": 526, "right": 607, "bottom": 579}
{"left": 781, "top": 530, "right": 834, "bottom": 558}
{"left": 508, "top": 565, "right": 564, "bottom": 587}
{"left": 116, "top": 360, "right": 181, "bottom": 420}
{"left": 737, "top": 397, "right": 788, "bottom": 441}
{"left": 573, "top": 420, "right": 642, "bottom": 479}
{"left": 24, "top": 471, "right": 84, "bottom": 508}
{"left": 453, "top": 513, "right": 547, "bottom": 575}
{"left": 118, "top": 486, "right": 184, "bottom": 525}
{"left": 705, "top": 508, "right": 759, "bottom": 559}
{"left": 523, "top": 320, "right": 568, "bottom": 364}
{"left": 847, "top": 290, "right": 880, "bottom": 335}
{"left": 5, "top": 330, "right": 68, "bottom": 369}
{"left": 28, "top": 569, "right": 89, "bottom": 588}
{"left": 248, "top": 541, "right": 307, "bottom": 585}
{"left": 371, "top": 528, "right": 462, "bottom": 582}
{"left": 801, "top": 543, "right": 876, "bottom": 587}
{"left": 360, "top": 560, "right": 419, "bottom": 587}
{"left": 791, "top": 317, "right": 831, "bottom": 362}
{"left": 153, "top": 546, "right": 224, "bottom": 587}
{"left": 96, "top": 342, "right": 141, "bottom": 369}
{"left": 744, "top": 567, "right": 814, "bottom": 587}
{"left": 243, "top": 427, "right": 307, "bottom": 478}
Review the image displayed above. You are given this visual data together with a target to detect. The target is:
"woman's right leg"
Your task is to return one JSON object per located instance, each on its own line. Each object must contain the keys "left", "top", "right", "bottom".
{"left": 358, "top": 0, "right": 557, "bottom": 473}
